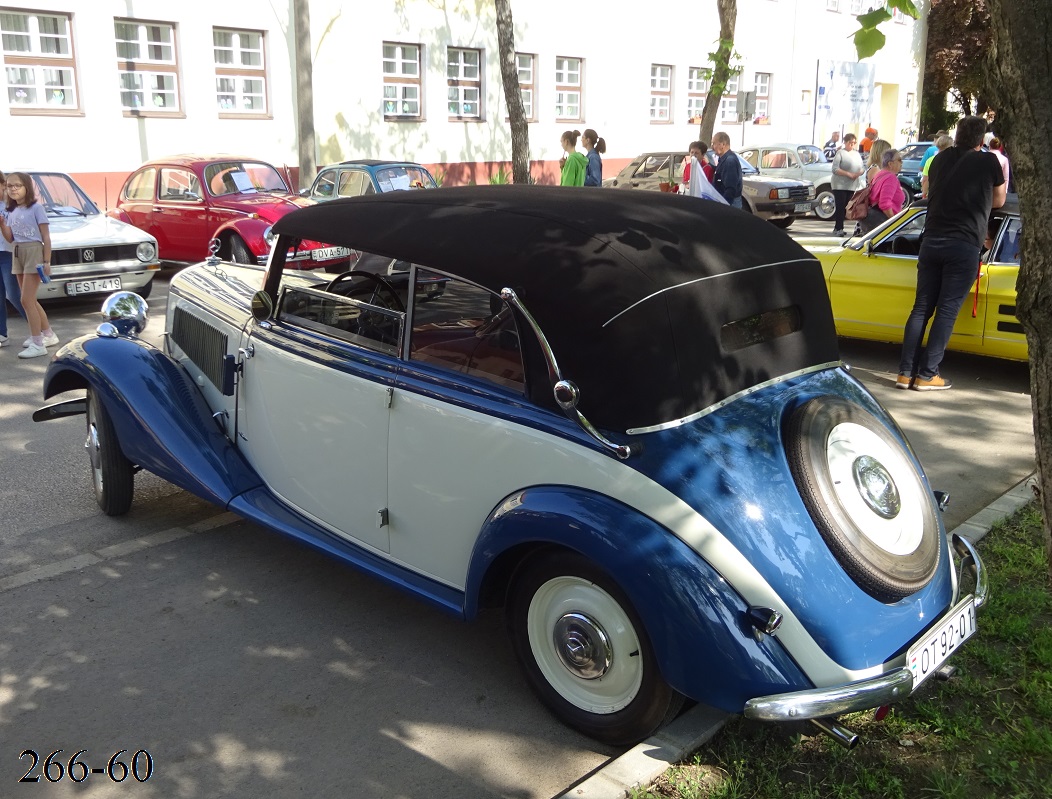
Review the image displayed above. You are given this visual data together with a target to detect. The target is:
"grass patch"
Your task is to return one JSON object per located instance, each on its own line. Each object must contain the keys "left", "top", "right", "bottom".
{"left": 636, "top": 503, "right": 1052, "bottom": 799}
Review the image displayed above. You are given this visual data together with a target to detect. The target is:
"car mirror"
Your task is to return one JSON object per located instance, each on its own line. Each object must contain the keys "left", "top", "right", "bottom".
{"left": 251, "top": 290, "right": 274, "bottom": 322}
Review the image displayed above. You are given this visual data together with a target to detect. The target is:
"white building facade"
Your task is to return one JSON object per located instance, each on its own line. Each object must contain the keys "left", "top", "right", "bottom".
{"left": 1, "top": 0, "right": 926, "bottom": 197}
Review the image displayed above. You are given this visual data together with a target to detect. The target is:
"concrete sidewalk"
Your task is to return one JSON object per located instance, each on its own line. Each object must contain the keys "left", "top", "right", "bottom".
{"left": 554, "top": 473, "right": 1038, "bottom": 799}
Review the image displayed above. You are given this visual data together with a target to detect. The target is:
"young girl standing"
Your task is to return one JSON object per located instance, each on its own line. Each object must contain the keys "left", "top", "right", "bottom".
{"left": 581, "top": 129, "right": 606, "bottom": 187}
{"left": 0, "top": 172, "right": 58, "bottom": 358}
{"left": 0, "top": 171, "right": 28, "bottom": 348}
{"left": 559, "top": 130, "right": 588, "bottom": 187}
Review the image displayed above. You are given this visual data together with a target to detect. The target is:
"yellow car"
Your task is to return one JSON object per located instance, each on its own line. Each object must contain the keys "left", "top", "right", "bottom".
{"left": 798, "top": 198, "right": 1025, "bottom": 361}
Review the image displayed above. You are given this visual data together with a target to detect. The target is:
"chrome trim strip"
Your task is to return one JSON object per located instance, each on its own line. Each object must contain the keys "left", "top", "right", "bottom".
{"left": 626, "top": 361, "right": 841, "bottom": 434}
{"left": 951, "top": 534, "right": 989, "bottom": 611}
{"left": 501, "top": 287, "right": 636, "bottom": 459}
{"left": 744, "top": 667, "right": 914, "bottom": 722}
{"left": 602, "top": 257, "right": 817, "bottom": 328}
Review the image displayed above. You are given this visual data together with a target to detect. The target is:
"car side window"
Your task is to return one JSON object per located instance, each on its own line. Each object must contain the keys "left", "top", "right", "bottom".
{"left": 125, "top": 168, "right": 157, "bottom": 201}
{"left": 312, "top": 170, "right": 338, "bottom": 199}
{"left": 159, "top": 168, "right": 202, "bottom": 202}
{"left": 995, "top": 218, "right": 1021, "bottom": 264}
{"left": 739, "top": 150, "right": 758, "bottom": 168}
{"left": 408, "top": 269, "right": 525, "bottom": 392}
{"left": 278, "top": 283, "right": 404, "bottom": 356}
{"left": 873, "top": 212, "right": 926, "bottom": 256}
{"left": 337, "top": 170, "right": 367, "bottom": 198}
{"left": 761, "top": 150, "right": 788, "bottom": 169}
{"left": 636, "top": 155, "right": 670, "bottom": 178}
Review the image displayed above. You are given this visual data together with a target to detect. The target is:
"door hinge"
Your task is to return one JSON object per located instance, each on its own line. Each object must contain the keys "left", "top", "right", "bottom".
{"left": 384, "top": 387, "right": 393, "bottom": 408}
{"left": 377, "top": 507, "right": 389, "bottom": 528}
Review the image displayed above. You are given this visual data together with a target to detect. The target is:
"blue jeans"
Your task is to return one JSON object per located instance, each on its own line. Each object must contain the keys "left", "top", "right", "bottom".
{"left": 898, "top": 236, "right": 981, "bottom": 379}
{"left": 730, "top": 197, "right": 742, "bottom": 209}
{"left": 0, "top": 250, "right": 27, "bottom": 338}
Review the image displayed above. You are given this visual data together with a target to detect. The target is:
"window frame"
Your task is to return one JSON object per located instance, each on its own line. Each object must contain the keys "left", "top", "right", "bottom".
{"left": 686, "top": 67, "right": 709, "bottom": 123}
{"left": 508, "top": 51, "right": 536, "bottom": 122}
{"left": 447, "top": 46, "right": 482, "bottom": 121}
{"left": 649, "top": 63, "right": 672, "bottom": 124}
{"left": 2, "top": 9, "right": 79, "bottom": 114}
{"left": 383, "top": 41, "right": 423, "bottom": 121}
{"left": 554, "top": 55, "right": 583, "bottom": 122}
{"left": 827, "top": 0, "right": 840, "bottom": 10}
{"left": 754, "top": 72, "right": 771, "bottom": 122}
{"left": 114, "top": 18, "right": 181, "bottom": 117}
{"left": 213, "top": 26, "right": 269, "bottom": 118}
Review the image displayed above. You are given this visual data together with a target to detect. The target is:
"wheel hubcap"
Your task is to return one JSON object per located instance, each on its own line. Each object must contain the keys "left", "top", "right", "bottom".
{"left": 553, "top": 612, "right": 611, "bottom": 679}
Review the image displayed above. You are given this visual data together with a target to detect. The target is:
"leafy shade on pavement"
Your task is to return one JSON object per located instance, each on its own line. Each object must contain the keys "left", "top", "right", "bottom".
{"left": 635, "top": 503, "right": 1052, "bottom": 799}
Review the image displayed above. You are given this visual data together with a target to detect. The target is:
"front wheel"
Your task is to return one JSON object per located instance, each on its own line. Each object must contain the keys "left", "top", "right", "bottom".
{"left": 228, "top": 236, "right": 253, "bottom": 264}
{"left": 814, "top": 188, "right": 836, "bottom": 220}
{"left": 507, "top": 551, "right": 683, "bottom": 745}
{"left": 769, "top": 217, "right": 794, "bottom": 229}
{"left": 85, "top": 387, "right": 134, "bottom": 516}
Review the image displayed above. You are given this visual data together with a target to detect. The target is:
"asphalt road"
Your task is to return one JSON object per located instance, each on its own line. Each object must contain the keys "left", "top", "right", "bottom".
{"left": 0, "top": 266, "right": 1034, "bottom": 798}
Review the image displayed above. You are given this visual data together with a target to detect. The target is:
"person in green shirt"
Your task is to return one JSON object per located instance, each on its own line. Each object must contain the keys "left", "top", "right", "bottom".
{"left": 559, "top": 130, "right": 588, "bottom": 186}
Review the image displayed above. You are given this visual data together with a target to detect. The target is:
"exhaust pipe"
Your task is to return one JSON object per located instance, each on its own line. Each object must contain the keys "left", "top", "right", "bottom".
{"left": 810, "top": 717, "right": 860, "bottom": 750}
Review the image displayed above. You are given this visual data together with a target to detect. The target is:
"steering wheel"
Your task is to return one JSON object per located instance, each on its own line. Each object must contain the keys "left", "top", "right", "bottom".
{"left": 324, "top": 270, "right": 405, "bottom": 313}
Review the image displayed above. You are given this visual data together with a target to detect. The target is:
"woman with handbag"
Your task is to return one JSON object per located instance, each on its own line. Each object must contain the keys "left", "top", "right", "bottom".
{"left": 859, "top": 149, "right": 906, "bottom": 234}
{"left": 830, "top": 133, "right": 864, "bottom": 236}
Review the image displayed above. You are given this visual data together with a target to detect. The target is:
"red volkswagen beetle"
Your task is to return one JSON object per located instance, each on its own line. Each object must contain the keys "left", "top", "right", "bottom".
{"left": 110, "top": 155, "right": 349, "bottom": 269}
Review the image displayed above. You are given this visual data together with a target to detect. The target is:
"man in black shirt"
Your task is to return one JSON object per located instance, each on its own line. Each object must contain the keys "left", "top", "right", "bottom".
{"left": 710, "top": 131, "right": 743, "bottom": 208}
{"left": 897, "top": 116, "right": 1006, "bottom": 390}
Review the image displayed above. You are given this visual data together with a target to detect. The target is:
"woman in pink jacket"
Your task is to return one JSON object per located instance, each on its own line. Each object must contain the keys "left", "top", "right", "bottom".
{"left": 861, "top": 149, "right": 906, "bottom": 233}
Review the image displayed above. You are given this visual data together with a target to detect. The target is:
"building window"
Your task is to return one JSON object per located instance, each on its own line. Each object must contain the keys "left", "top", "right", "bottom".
{"left": 849, "top": 0, "right": 864, "bottom": 12}
{"left": 554, "top": 56, "right": 582, "bottom": 121}
{"left": 754, "top": 72, "right": 771, "bottom": 122}
{"left": 214, "top": 28, "right": 267, "bottom": 115}
{"left": 649, "top": 64, "right": 672, "bottom": 123}
{"left": 383, "top": 42, "right": 422, "bottom": 120}
{"left": 827, "top": 0, "right": 840, "bottom": 10}
{"left": 447, "top": 46, "right": 481, "bottom": 119}
{"left": 514, "top": 52, "right": 535, "bottom": 120}
{"left": 1, "top": 10, "right": 77, "bottom": 111}
{"left": 687, "top": 67, "right": 709, "bottom": 123}
{"left": 720, "top": 96, "right": 737, "bottom": 121}
{"left": 115, "top": 19, "right": 179, "bottom": 114}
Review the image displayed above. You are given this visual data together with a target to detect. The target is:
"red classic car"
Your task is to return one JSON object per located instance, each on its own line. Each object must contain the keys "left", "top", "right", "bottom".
{"left": 109, "top": 155, "right": 349, "bottom": 269}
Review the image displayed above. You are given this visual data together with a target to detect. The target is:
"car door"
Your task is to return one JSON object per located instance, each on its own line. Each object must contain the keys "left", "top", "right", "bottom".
{"left": 759, "top": 147, "right": 804, "bottom": 182}
{"left": 118, "top": 167, "right": 157, "bottom": 236}
{"left": 154, "top": 167, "right": 210, "bottom": 262}
{"left": 236, "top": 282, "right": 402, "bottom": 553}
{"left": 825, "top": 210, "right": 986, "bottom": 348}
{"left": 983, "top": 216, "right": 1026, "bottom": 360}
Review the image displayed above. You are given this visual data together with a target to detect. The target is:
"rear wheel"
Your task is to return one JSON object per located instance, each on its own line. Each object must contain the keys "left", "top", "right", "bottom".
{"left": 507, "top": 551, "right": 683, "bottom": 745}
{"left": 85, "top": 387, "right": 134, "bottom": 516}
{"left": 814, "top": 188, "right": 836, "bottom": 220}
{"left": 770, "top": 217, "right": 794, "bottom": 229}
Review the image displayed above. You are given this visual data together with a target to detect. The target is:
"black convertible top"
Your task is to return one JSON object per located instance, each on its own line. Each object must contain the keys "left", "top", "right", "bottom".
{"left": 271, "top": 185, "right": 838, "bottom": 431}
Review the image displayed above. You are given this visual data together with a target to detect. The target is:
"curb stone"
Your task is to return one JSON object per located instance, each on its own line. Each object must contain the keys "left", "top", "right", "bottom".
{"left": 550, "top": 471, "right": 1039, "bottom": 799}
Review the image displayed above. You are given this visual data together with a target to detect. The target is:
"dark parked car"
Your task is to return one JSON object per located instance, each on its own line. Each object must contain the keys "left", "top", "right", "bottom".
{"left": 16, "top": 170, "right": 159, "bottom": 300}
{"left": 603, "top": 150, "right": 816, "bottom": 228}
{"left": 305, "top": 160, "right": 438, "bottom": 201}
{"left": 110, "top": 155, "right": 350, "bottom": 269}
{"left": 38, "top": 186, "right": 986, "bottom": 747}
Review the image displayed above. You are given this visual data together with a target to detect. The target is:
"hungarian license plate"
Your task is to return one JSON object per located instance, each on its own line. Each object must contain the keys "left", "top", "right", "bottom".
{"left": 313, "top": 246, "right": 352, "bottom": 260}
{"left": 907, "top": 595, "right": 976, "bottom": 690}
{"left": 794, "top": 202, "right": 812, "bottom": 213}
{"left": 65, "top": 277, "right": 122, "bottom": 296}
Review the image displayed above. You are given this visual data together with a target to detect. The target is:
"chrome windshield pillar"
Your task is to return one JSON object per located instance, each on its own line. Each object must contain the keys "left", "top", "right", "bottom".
{"left": 501, "top": 287, "right": 636, "bottom": 460}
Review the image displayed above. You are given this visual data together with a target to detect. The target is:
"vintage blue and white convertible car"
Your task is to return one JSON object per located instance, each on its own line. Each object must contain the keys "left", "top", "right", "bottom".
{"left": 37, "top": 186, "right": 986, "bottom": 746}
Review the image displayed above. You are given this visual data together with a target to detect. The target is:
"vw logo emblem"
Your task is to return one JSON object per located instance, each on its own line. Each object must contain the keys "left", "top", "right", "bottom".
{"left": 83, "top": 248, "right": 95, "bottom": 262}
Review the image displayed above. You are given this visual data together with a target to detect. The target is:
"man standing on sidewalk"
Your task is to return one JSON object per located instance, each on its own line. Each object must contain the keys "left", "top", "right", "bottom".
{"left": 897, "top": 116, "right": 1006, "bottom": 391}
{"left": 710, "top": 132, "right": 742, "bottom": 208}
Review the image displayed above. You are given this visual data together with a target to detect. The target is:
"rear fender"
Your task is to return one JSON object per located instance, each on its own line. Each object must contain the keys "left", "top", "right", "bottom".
{"left": 42, "top": 335, "right": 262, "bottom": 507}
{"left": 465, "top": 486, "right": 810, "bottom": 711}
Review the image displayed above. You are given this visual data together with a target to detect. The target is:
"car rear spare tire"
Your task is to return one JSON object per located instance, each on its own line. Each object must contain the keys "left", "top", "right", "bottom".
{"left": 785, "top": 396, "right": 940, "bottom": 602}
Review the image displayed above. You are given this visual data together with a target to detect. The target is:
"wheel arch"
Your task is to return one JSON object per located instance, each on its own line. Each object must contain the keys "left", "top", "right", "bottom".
{"left": 465, "top": 485, "right": 811, "bottom": 710}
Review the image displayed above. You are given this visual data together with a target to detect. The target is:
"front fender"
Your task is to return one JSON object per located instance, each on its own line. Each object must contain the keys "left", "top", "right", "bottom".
{"left": 213, "top": 217, "right": 267, "bottom": 255}
{"left": 465, "top": 486, "right": 811, "bottom": 712}
{"left": 43, "top": 334, "right": 262, "bottom": 508}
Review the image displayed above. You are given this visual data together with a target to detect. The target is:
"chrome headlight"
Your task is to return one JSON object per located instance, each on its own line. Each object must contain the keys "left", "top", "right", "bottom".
{"left": 99, "top": 291, "right": 149, "bottom": 336}
{"left": 263, "top": 225, "right": 276, "bottom": 248}
{"left": 136, "top": 241, "right": 157, "bottom": 262}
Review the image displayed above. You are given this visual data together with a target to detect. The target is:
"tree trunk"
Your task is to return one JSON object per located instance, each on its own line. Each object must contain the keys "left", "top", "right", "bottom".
{"left": 292, "top": 0, "right": 315, "bottom": 189}
{"left": 495, "top": 0, "right": 531, "bottom": 184}
{"left": 698, "top": 0, "right": 738, "bottom": 147}
{"left": 985, "top": 0, "right": 1052, "bottom": 582}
